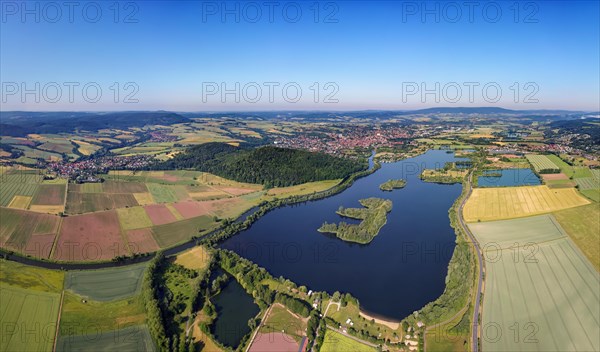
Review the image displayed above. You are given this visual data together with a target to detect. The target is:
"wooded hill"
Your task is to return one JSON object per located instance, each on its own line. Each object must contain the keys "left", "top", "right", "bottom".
{"left": 159, "top": 142, "right": 367, "bottom": 187}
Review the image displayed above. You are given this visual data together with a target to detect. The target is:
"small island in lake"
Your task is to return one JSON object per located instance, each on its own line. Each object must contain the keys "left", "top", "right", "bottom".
{"left": 379, "top": 179, "right": 407, "bottom": 191}
{"left": 420, "top": 168, "right": 467, "bottom": 184}
{"left": 318, "top": 197, "right": 393, "bottom": 244}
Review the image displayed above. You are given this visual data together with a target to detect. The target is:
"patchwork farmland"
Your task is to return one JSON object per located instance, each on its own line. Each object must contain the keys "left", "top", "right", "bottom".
{"left": 0, "top": 163, "right": 342, "bottom": 262}
{"left": 525, "top": 154, "right": 560, "bottom": 173}
{"left": 463, "top": 185, "right": 589, "bottom": 222}
{"left": 469, "top": 215, "right": 600, "bottom": 352}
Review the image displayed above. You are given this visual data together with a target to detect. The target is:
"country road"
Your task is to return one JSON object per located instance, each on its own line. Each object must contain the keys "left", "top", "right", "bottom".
{"left": 459, "top": 172, "right": 484, "bottom": 352}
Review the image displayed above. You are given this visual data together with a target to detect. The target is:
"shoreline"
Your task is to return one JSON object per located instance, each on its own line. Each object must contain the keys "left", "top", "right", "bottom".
{"left": 358, "top": 308, "right": 400, "bottom": 330}
{"left": 0, "top": 154, "right": 381, "bottom": 270}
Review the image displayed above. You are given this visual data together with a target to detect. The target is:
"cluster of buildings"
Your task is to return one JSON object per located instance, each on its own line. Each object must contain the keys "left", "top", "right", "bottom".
{"left": 46, "top": 154, "right": 154, "bottom": 182}
{"left": 273, "top": 126, "right": 413, "bottom": 155}
{"left": 149, "top": 131, "right": 178, "bottom": 143}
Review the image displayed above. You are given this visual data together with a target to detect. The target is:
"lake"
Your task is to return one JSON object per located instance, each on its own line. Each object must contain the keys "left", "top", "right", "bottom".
{"left": 211, "top": 271, "right": 260, "bottom": 348}
{"left": 221, "top": 150, "right": 464, "bottom": 321}
{"left": 477, "top": 168, "right": 541, "bottom": 187}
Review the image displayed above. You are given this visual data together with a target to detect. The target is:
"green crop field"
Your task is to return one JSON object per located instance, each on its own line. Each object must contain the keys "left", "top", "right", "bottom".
{"left": 0, "top": 174, "right": 42, "bottom": 206}
{"left": 59, "top": 292, "right": 146, "bottom": 336}
{"left": 545, "top": 154, "right": 593, "bottom": 178}
{"left": 57, "top": 325, "right": 155, "bottom": 352}
{"left": 469, "top": 215, "right": 600, "bottom": 352}
{"left": 525, "top": 154, "right": 560, "bottom": 173}
{"left": 553, "top": 204, "right": 600, "bottom": 271}
{"left": 576, "top": 177, "right": 599, "bottom": 190}
{"left": 151, "top": 215, "right": 216, "bottom": 247}
{"left": 580, "top": 189, "right": 600, "bottom": 202}
{"left": 320, "top": 329, "right": 376, "bottom": 352}
{"left": 146, "top": 183, "right": 180, "bottom": 203}
{"left": 0, "top": 284, "right": 61, "bottom": 352}
{"left": 64, "top": 263, "right": 147, "bottom": 301}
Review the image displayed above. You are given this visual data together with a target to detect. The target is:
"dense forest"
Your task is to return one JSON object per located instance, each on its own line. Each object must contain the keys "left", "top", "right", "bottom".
{"left": 159, "top": 142, "right": 367, "bottom": 187}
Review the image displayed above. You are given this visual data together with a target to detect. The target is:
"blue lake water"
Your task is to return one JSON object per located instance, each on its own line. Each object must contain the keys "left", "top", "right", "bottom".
{"left": 211, "top": 273, "right": 260, "bottom": 348}
{"left": 221, "top": 150, "right": 464, "bottom": 320}
{"left": 477, "top": 168, "right": 541, "bottom": 188}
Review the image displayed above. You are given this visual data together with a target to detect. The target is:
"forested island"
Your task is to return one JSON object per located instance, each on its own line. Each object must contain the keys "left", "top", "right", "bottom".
{"left": 379, "top": 179, "right": 406, "bottom": 191}
{"left": 159, "top": 142, "right": 367, "bottom": 187}
{"left": 318, "top": 198, "right": 393, "bottom": 244}
{"left": 420, "top": 169, "right": 467, "bottom": 184}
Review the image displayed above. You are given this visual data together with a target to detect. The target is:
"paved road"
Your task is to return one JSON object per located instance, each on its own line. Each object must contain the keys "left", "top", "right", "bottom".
{"left": 458, "top": 172, "right": 484, "bottom": 352}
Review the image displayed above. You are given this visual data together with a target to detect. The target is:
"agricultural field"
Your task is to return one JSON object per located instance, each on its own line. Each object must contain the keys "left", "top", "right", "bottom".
{"left": 59, "top": 292, "right": 146, "bottom": 336}
{"left": 264, "top": 179, "right": 341, "bottom": 199}
{"left": 57, "top": 325, "right": 155, "bottom": 352}
{"left": 65, "top": 191, "right": 139, "bottom": 214}
{"left": 0, "top": 284, "right": 62, "bottom": 352}
{"left": 463, "top": 185, "right": 589, "bottom": 222}
{"left": 54, "top": 210, "right": 128, "bottom": 261}
{"left": 72, "top": 139, "right": 102, "bottom": 155}
{"left": 525, "top": 154, "right": 560, "bottom": 173}
{"left": 0, "top": 207, "right": 60, "bottom": 258}
{"left": 320, "top": 329, "right": 376, "bottom": 352}
{"left": 117, "top": 206, "right": 154, "bottom": 230}
{"left": 64, "top": 263, "right": 148, "bottom": 301}
{"left": 0, "top": 260, "right": 64, "bottom": 352}
{"left": 144, "top": 204, "right": 179, "bottom": 225}
{"left": 576, "top": 177, "right": 599, "bottom": 190}
{"left": 7, "top": 195, "right": 32, "bottom": 209}
{"left": 553, "top": 204, "right": 600, "bottom": 270}
{"left": 146, "top": 183, "right": 181, "bottom": 203}
{"left": 0, "top": 173, "right": 42, "bottom": 206}
{"left": 468, "top": 215, "right": 600, "bottom": 352}
{"left": 174, "top": 245, "right": 212, "bottom": 271}
{"left": 151, "top": 215, "right": 217, "bottom": 247}
{"left": 31, "top": 184, "right": 66, "bottom": 206}
{"left": 125, "top": 228, "right": 160, "bottom": 254}
{"left": 545, "top": 154, "right": 593, "bottom": 178}
{"left": 102, "top": 180, "right": 148, "bottom": 193}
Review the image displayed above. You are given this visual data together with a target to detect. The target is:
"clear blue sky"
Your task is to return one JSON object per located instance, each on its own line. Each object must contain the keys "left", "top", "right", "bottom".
{"left": 1, "top": 0, "right": 599, "bottom": 111}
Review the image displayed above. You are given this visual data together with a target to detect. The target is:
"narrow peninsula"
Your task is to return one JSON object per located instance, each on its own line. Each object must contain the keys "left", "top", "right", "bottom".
{"left": 318, "top": 197, "right": 393, "bottom": 244}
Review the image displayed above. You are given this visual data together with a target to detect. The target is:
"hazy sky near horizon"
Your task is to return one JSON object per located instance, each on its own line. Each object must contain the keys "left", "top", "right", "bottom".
{"left": 1, "top": 0, "right": 599, "bottom": 111}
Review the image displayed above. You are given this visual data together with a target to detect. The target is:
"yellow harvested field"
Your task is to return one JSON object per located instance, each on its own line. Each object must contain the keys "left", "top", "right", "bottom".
{"left": 7, "top": 195, "right": 32, "bottom": 209}
{"left": 175, "top": 246, "right": 211, "bottom": 271}
{"left": 133, "top": 192, "right": 154, "bottom": 205}
{"left": 72, "top": 139, "right": 100, "bottom": 155}
{"left": 29, "top": 204, "right": 65, "bottom": 214}
{"left": 117, "top": 206, "right": 154, "bottom": 230}
{"left": 464, "top": 185, "right": 590, "bottom": 222}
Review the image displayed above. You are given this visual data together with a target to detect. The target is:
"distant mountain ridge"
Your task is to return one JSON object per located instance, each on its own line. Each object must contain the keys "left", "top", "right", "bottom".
{"left": 0, "top": 111, "right": 189, "bottom": 136}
